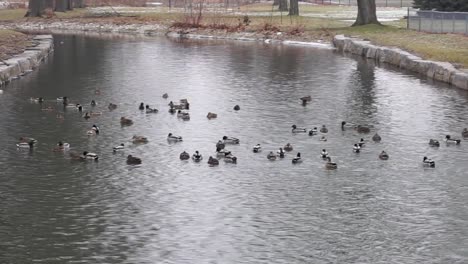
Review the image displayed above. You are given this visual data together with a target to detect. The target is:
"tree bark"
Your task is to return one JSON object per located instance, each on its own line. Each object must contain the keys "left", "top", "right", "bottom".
{"left": 73, "top": 0, "right": 85, "bottom": 8}
{"left": 353, "top": 0, "right": 380, "bottom": 26}
{"left": 66, "top": 0, "right": 74, "bottom": 10}
{"left": 289, "top": 0, "right": 298, "bottom": 15}
{"left": 25, "top": 0, "right": 45, "bottom": 17}
{"left": 55, "top": 0, "right": 66, "bottom": 12}
{"left": 279, "top": 0, "right": 288, "bottom": 12}
{"left": 273, "top": 0, "right": 279, "bottom": 6}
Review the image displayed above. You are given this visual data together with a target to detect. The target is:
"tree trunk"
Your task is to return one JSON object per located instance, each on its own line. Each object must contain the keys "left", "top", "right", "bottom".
{"left": 25, "top": 0, "right": 46, "bottom": 17}
{"left": 66, "top": 0, "right": 74, "bottom": 10}
{"left": 273, "top": 0, "right": 279, "bottom": 6}
{"left": 279, "top": 0, "right": 288, "bottom": 11}
{"left": 289, "top": 0, "right": 298, "bottom": 16}
{"left": 73, "top": 0, "right": 85, "bottom": 8}
{"left": 353, "top": 0, "right": 380, "bottom": 26}
{"left": 55, "top": 0, "right": 66, "bottom": 12}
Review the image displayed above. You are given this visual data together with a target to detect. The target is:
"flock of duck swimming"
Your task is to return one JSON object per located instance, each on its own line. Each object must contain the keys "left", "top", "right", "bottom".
{"left": 18, "top": 93, "right": 468, "bottom": 168}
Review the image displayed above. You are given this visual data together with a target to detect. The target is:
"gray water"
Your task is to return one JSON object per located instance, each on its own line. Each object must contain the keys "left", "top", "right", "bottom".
{"left": 1, "top": 34, "right": 468, "bottom": 264}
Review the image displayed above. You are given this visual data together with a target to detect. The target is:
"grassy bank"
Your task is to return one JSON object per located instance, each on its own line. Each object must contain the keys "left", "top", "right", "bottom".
{"left": 0, "top": 4, "right": 466, "bottom": 68}
{"left": 0, "top": 29, "right": 32, "bottom": 61}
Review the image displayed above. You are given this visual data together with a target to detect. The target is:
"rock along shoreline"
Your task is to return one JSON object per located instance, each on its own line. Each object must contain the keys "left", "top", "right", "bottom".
{"left": 333, "top": 35, "right": 468, "bottom": 90}
{"left": 0, "top": 35, "right": 53, "bottom": 87}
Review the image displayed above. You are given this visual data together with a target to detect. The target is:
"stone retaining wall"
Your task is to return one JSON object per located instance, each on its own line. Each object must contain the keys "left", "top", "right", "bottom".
{"left": 333, "top": 35, "right": 468, "bottom": 90}
{"left": 0, "top": 35, "right": 53, "bottom": 86}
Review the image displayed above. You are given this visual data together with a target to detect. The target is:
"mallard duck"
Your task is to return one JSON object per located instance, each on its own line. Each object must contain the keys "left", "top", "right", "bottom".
{"left": 207, "top": 112, "right": 217, "bottom": 119}
{"left": 113, "top": 143, "right": 125, "bottom": 152}
{"left": 292, "top": 152, "right": 302, "bottom": 164}
{"left": 132, "top": 135, "right": 149, "bottom": 144}
{"left": 216, "top": 140, "right": 225, "bottom": 150}
{"left": 379, "top": 151, "right": 389, "bottom": 160}
{"left": 319, "top": 136, "right": 327, "bottom": 141}
{"left": 139, "top": 102, "right": 145, "bottom": 110}
{"left": 223, "top": 136, "right": 239, "bottom": 144}
{"left": 292, "top": 125, "right": 307, "bottom": 133}
{"left": 357, "top": 138, "right": 365, "bottom": 147}
{"left": 284, "top": 143, "right": 293, "bottom": 152}
{"left": 253, "top": 144, "right": 261, "bottom": 153}
{"left": 277, "top": 148, "right": 285, "bottom": 158}
{"left": 180, "top": 99, "right": 190, "bottom": 110}
{"left": 308, "top": 127, "right": 318, "bottom": 136}
{"left": 353, "top": 144, "right": 361, "bottom": 153}
{"left": 462, "top": 128, "right": 468, "bottom": 138}
{"left": 320, "top": 125, "right": 328, "bottom": 133}
{"left": 216, "top": 148, "right": 231, "bottom": 157}
{"left": 83, "top": 112, "right": 91, "bottom": 119}
{"left": 168, "top": 107, "right": 176, "bottom": 114}
{"left": 429, "top": 139, "right": 440, "bottom": 147}
{"left": 325, "top": 157, "right": 337, "bottom": 170}
{"left": 300, "top": 96, "right": 312, "bottom": 104}
{"left": 341, "top": 121, "right": 354, "bottom": 130}
{"left": 167, "top": 133, "right": 182, "bottom": 141}
{"left": 127, "top": 155, "right": 142, "bottom": 165}
{"left": 445, "top": 135, "right": 461, "bottom": 144}
{"left": 192, "top": 151, "right": 203, "bottom": 162}
{"left": 91, "top": 100, "right": 97, "bottom": 106}
{"left": 372, "top": 133, "right": 382, "bottom": 142}
{"left": 356, "top": 125, "right": 371, "bottom": 134}
{"left": 82, "top": 151, "right": 98, "bottom": 161}
{"left": 267, "top": 151, "right": 277, "bottom": 160}
{"left": 208, "top": 156, "right": 219, "bottom": 166}
{"left": 53, "top": 141, "right": 70, "bottom": 152}
{"left": 233, "top": 105, "right": 240, "bottom": 111}
{"left": 423, "top": 156, "right": 435, "bottom": 167}
{"left": 321, "top": 149, "right": 329, "bottom": 159}
{"left": 180, "top": 151, "right": 190, "bottom": 160}
{"left": 120, "top": 117, "right": 133, "bottom": 126}
{"left": 16, "top": 142, "right": 35, "bottom": 149}
{"left": 19, "top": 137, "right": 37, "bottom": 144}
{"left": 224, "top": 155, "right": 237, "bottom": 163}
{"left": 177, "top": 110, "right": 190, "bottom": 120}
{"left": 30, "top": 97, "right": 44, "bottom": 103}
{"left": 145, "top": 105, "right": 159, "bottom": 114}
{"left": 162, "top": 93, "right": 168, "bottom": 99}
{"left": 108, "top": 103, "right": 117, "bottom": 110}
{"left": 91, "top": 125, "right": 100, "bottom": 134}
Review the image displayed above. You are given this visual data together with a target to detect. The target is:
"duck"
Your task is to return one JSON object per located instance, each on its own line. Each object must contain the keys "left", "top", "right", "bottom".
{"left": 82, "top": 151, "right": 99, "bottom": 161}
{"left": 108, "top": 103, "right": 118, "bottom": 110}
{"left": 462, "top": 128, "right": 468, "bottom": 138}
{"left": 91, "top": 125, "right": 100, "bottom": 134}
{"left": 325, "top": 157, "right": 338, "bottom": 170}
{"left": 223, "top": 136, "right": 240, "bottom": 144}
{"left": 132, "top": 135, "right": 149, "bottom": 144}
{"left": 113, "top": 143, "right": 125, "bottom": 152}
{"left": 16, "top": 141, "right": 35, "bottom": 149}
{"left": 300, "top": 96, "right": 311, "bottom": 104}
{"left": 169, "top": 101, "right": 185, "bottom": 110}
{"left": 379, "top": 151, "right": 389, "bottom": 160}
{"left": 320, "top": 125, "right": 328, "bottom": 133}
{"left": 444, "top": 135, "right": 461, "bottom": 144}
{"left": 429, "top": 139, "right": 440, "bottom": 147}
{"left": 267, "top": 151, "right": 277, "bottom": 161}
{"left": 177, "top": 110, "right": 190, "bottom": 120}
{"left": 341, "top": 121, "right": 354, "bottom": 130}
{"left": 353, "top": 144, "right": 361, "bottom": 153}
{"left": 180, "top": 151, "right": 190, "bottom": 160}
{"left": 423, "top": 156, "right": 435, "bottom": 167}
{"left": 233, "top": 105, "right": 240, "bottom": 111}
{"left": 91, "top": 100, "right": 97, "bottom": 106}
{"left": 372, "top": 133, "right": 382, "bottom": 142}
{"left": 30, "top": 97, "right": 44, "bottom": 103}
{"left": 167, "top": 133, "right": 183, "bottom": 141}
{"left": 180, "top": 99, "right": 190, "bottom": 110}
{"left": 357, "top": 138, "right": 365, "bottom": 147}
{"left": 77, "top": 105, "right": 83, "bottom": 112}
{"left": 83, "top": 112, "right": 91, "bottom": 119}
{"left": 19, "top": 137, "right": 37, "bottom": 144}
{"left": 162, "top": 93, "right": 168, "bottom": 99}
{"left": 52, "top": 141, "right": 70, "bottom": 151}
{"left": 192, "top": 151, "right": 203, "bottom": 162}
{"left": 120, "top": 117, "right": 133, "bottom": 126}
{"left": 292, "top": 152, "right": 302, "bottom": 164}
{"left": 216, "top": 147, "right": 232, "bottom": 157}
{"left": 356, "top": 125, "right": 371, "bottom": 134}
{"left": 291, "top": 125, "right": 307, "bottom": 133}
{"left": 127, "top": 155, "right": 142, "bottom": 165}
{"left": 308, "top": 127, "right": 318, "bottom": 136}
{"left": 216, "top": 140, "right": 225, "bottom": 150}
{"left": 168, "top": 107, "right": 176, "bottom": 114}
{"left": 277, "top": 148, "right": 285, "bottom": 158}
{"left": 224, "top": 155, "right": 237, "bottom": 163}
{"left": 319, "top": 136, "right": 327, "bottom": 141}
{"left": 253, "top": 144, "right": 261, "bottom": 153}
{"left": 284, "top": 143, "right": 293, "bottom": 152}
{"left": 208, "top": 156, "right": 219, "bottom": 166}
{"left": 139, "top": 102, "right": 145, "bottom": 110}
{"left": 321, "top": 149, "right": 329, "bottom": 159}
{"left": 145, "top": 105, "right": 159, "bottom": 114}
{"left": 207, "top": 112, "right": 217, "bottom": 119}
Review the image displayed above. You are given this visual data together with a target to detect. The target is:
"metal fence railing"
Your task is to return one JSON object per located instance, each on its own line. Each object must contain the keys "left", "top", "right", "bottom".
{"left": 408, "top": 8, "right": 468, "bottom": 35}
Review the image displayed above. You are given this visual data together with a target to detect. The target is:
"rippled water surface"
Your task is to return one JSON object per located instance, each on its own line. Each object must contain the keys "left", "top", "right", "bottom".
{"left": 1, "top": 34, "right": 468, "bottom": 264}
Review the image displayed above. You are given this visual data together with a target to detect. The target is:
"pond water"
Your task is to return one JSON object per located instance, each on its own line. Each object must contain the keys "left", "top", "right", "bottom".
{"left": 1, "top": 34, "right": 468, "bottom": 264}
